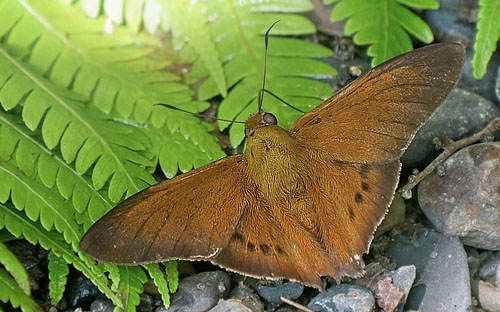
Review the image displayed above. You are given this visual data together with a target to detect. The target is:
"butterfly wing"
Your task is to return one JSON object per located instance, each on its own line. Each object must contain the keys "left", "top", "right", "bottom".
{"left": 290, "top": 43, "right": 465, "bottom": 164}
{"left": 285, "top": 43, "right": 464, "bottom": 279}
{"left": 79, "top": 155, "right": 250, "bottom": 264}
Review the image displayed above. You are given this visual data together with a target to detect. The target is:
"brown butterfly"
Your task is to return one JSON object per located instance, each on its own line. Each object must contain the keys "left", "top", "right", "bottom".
{"left": 80, "top": 43, "right": 465, "bottom": 291}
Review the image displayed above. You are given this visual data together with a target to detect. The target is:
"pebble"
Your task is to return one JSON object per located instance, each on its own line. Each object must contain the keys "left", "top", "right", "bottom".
{"left": 496, "top": 67, "right": 500, "bottom": 102}
{"left": 386, "top": 227, "right": 471, "bottom": 311}
{"left": 207, "top": 299, "right": 252, "bottom": 312}
{"left": 256, "top": 282, "right": 304, "bottom": 305}
{"left": 307, "top": 284, "right": 374, "bottom": 312}
{"left": 401, "top": 88, "right": 500, "bottom": 169}
{"left": 418, "top": 142, "right": 500, "bottom": 250}
{"left": 157, "top": 271, "right": 231, "bottom": 312}
{"left": 471, "top": 279, "right": 500, "bottom": 311}
{"left": 383, "top": 266, "right": 417, "bottom": 312}
{"left": 66, "top": 275, "right": 100, "bottom": 308}
{"left": 479, "top": 253, "right": 500, "bottom": 281}
{"left": 229, "top": 285, "right": 264, "bottom": 312}
{"left": 90, "top": 299, "right": 114, "bottom": 312}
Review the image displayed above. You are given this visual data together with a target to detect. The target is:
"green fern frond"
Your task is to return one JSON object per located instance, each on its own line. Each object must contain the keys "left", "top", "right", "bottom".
{"left": 0, "top": 241, "right": 30, "bottom": 295}
{"left": 48, "top": 251, "right": 69, "bottom": 305}
{"left": 143, "top": 264, "right": 171, "bottom": 308}
{"left": 116, "top": 266, "right": 148, "bottom": 312}
{"left": 0, "top": 267, "right": 42, "bottom": 312}
{"left": 473, "top": 0, "right": 500, "bottom": 79}
{"left": 330, "top": 0, "right": 438, "bottom": 66}
{"left": 77, "top": 0, "right": 337, "bottom": 147}
{"left": 164, "top": 260, "right": 178, "bottom": 293}
{"left": 0, "top": 0, "right": 224, "bottom": 192}
{"left": 0, "top": 159, "right": 82, "bottom": 248}
{"left": 0, "top": 202, "right": 123, "bottom": 308}
{"left": 0, "top": 111, "right": 113, "bottom": 227}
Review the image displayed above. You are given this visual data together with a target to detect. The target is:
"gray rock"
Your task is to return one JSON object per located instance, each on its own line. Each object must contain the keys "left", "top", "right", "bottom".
{"left": 307, "top": 284, "right": 374, "bottom": 312}
{"left": 159, "top": 271, "right": 231, "bottom": 312}
{"left": 230, "top": 286, "right": 264, "bottom": 312}
{"left": 386, "top": 227, "right": 471, "bottom": 311}
{"left": 208, "top": 299, "right": 252, "bottom": 312}
{"left": 256, "top": 282, "right": 304, "bottom": 304}
{"left": 496, "top": 66, "right": 500, "bottom": 102}
{"left": 479, "top": 253, "right": 500, "bottom": 281}
{"left": 90, "top": 299, "right": 114, "bottom": 312}
{"left": 460, "top": 47, "right": 500, "bottom": 104}
{"left": 401, "top": 88, "right": 500, "bottom": 169}
{"left": 418, "top": 143, "right": 500, "bottom": 250}
{"left": 384, "top": 265, "right": 416, "bottom": 312}
{"left": 66, "top": 275, "right": 100, "bottom": 308}
{"left": 471, "top": 279, "right": 500, "bottom": 311}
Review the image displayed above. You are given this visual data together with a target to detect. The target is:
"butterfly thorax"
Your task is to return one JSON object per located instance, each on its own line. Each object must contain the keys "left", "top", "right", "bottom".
{"left": 244, "top": 113, "right": 309, "bottom": 200}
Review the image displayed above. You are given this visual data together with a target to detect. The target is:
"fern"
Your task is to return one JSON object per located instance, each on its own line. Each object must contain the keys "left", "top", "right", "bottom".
{"left": 0, "top": 267, "right": 42, "bottom": 312}
{"left": 0, "top": 241, "right": 30, "bottom": 295}
{"left": 116, "top": 266, "right": 148, "bottom": 312}
{"left": 48, "top": 251, "right": 69, "bottom": 305}
{"left": 473, "top": 0, "right": 500, "bottom": 79}
{"left": 0, "top": 202, "right": 123, "bottom": 308}
{"left": 329, "top": 0, "right": 438, "bottom": 66}
{"left": 0, "top": 0, "right": 342, "bottom": 309}
{"left": 77, "top": 0, "right": 338, "bottom": 147}
{"left": 143, "top": 263, "right": 171, "bottom": 308}
{"left": 164, "top": 260, "right": 179, "bottom": 293}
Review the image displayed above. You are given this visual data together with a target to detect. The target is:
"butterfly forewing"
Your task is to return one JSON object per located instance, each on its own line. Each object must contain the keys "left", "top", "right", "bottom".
{"left": 290, "top": 43, "right": 465, "bottom": 164}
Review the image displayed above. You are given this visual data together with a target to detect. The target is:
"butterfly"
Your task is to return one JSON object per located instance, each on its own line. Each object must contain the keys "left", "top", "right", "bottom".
{"left": 80, "top": 43, "right": 465, "bottom": 290}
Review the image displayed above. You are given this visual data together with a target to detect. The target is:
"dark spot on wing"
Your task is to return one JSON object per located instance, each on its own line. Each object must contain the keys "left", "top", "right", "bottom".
{"left": 247, "top": 242, "right": 256, "bottom": 252}
{"left": 362, "top": 182, "right": 370, "bottom": 192}
{"left": 276, "top": 245, "right": 285, "bottom": 255}
{"left": 355, "top": 193, "right": 363, "bottom": 203}
{"left": 231, "top": 233, "right": 245, "bottom": 244}
{"left": 260, "top": 244, "right": 272, "bottom": 256}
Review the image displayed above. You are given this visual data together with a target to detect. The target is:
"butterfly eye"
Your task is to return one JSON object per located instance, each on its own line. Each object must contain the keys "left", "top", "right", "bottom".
{"left": 263, "top": 113, "right": 277, "bottom": 125}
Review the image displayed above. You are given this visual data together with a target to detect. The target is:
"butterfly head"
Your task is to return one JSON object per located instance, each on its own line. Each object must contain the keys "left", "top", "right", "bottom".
{"left": 245, "top": 110, "right": 278, "bottom": 137}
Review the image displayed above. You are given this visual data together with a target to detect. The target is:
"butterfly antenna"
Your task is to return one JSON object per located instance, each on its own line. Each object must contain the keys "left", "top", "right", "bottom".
{"left": 261, "top": 89, "right": 306, "bottom": 114}
{"left": 155, "top": 103, "right": 245, "bottom": 124}
{"left": 259, "top": 20, "right": 280, "bottom": 112}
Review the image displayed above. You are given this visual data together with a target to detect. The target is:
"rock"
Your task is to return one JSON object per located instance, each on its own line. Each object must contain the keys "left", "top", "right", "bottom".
{"left": 229, "top": 286, "right": 264, "bottom": 312}
{"left": 383, "top": 266, "right": 417, "bottom": 312}
{"left": 90, "top": 299, "right": 114, "bottom": 312}
{"left": 256, "top": 282, "right": 304, "bottom": 304}
{"left": 479, "top": 253, "right": 500, "bottom": 282}
{"left": 138, "top": 294, "right": 154, "bottom": 312}
{"left": 401, "top": 88, "right": 500, "bottom": 169}
{"left": 386, "top": 227, "right": 471, "bottom": 311}
{"left": 460, "top": 49, "right": 500, "bottom": 105}
{"left": 158, "top": 271, "right": 231, "bottom": 312}
{"left": 425, "top": 0, "right": 477, "bottom": 46}
{"left": 208, "top": 299, "right": 252, "bottom": 312}
{"left": 418, "top": 143, "right": 500, "bottom": 250}
{"left": 374, "top": 277, "right": 404, "bottom": 312}
{"left": 471, "top": 279, "right": 500, "bottom": 311}
{"left": 307, "top": 284, "right": 374, "bottom": 312}
{"left": 66, "top": 275, "right": 100, "bottom": 308}
{"left": 376, "top": 193, "right": 406, "bottom": 237}
{"left": 496, "top": 67, "right": 500, "bottom": 102}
